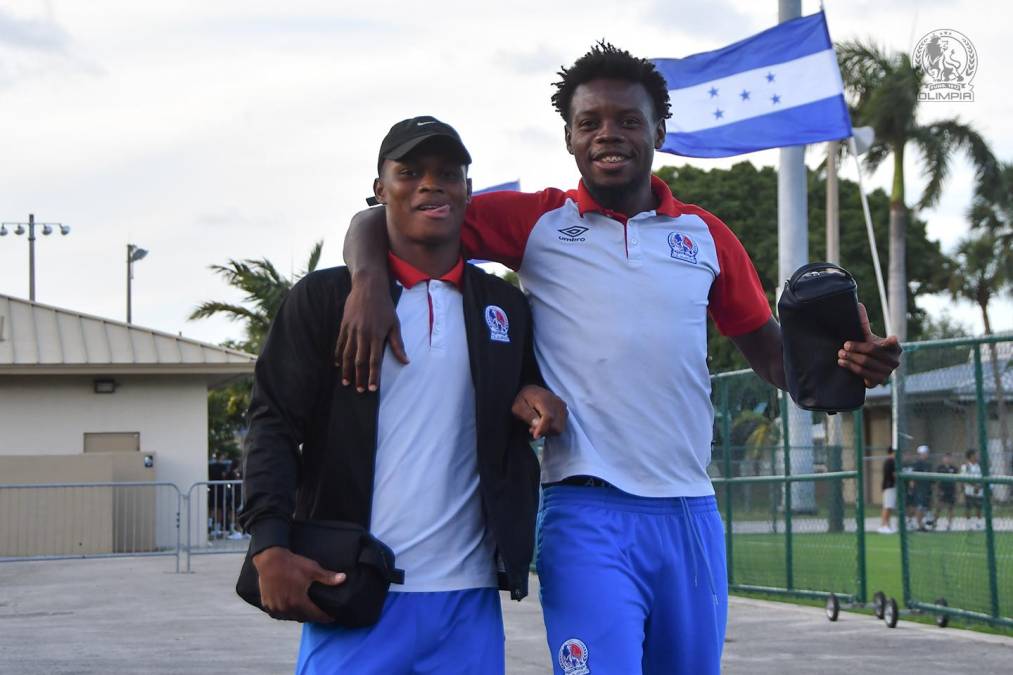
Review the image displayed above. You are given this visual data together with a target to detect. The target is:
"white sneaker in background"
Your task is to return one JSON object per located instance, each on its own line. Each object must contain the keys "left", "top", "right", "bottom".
{"left": 877, "top": 526, "right": 893, "bottom": 534}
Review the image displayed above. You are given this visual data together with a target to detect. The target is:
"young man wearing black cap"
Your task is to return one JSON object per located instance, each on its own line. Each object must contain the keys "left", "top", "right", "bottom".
{"left": 337, "top": 44, "right": 901, "bottom": 675}
{"left": 239, "top": 116, "right": 566, "bottom": 674}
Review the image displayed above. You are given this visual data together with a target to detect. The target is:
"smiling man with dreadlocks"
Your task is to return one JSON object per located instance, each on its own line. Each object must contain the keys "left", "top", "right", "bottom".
{"left": 338, "top": 42, "right": 901, "bottom": 674}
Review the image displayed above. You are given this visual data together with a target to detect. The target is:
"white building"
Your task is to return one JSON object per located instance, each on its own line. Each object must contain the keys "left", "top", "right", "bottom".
{"left": 0, "top": 293, "right": 255, "bottom": 492}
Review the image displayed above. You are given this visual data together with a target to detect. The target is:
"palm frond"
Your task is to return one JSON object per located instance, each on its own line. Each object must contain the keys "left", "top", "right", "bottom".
{"left": 914, "top": 119, "right": 997, "bottom": 209}
{"left": 188, "top": 301, "right": 262, "bottom": 323}
{"left": 303, "top": 240, "right": 324, "bottom": 276}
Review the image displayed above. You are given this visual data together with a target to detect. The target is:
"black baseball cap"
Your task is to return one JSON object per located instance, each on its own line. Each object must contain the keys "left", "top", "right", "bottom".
{"left": 367, "top": 116, "right": 472, "bottom": 205}
{"left": 376, "top": 115, "right": 472, "bottom": 174}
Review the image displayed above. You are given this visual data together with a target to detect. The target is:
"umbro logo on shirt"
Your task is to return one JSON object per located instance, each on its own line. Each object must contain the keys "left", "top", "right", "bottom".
{"left": 557, "top": 225, "right": 589, "bottom": 242}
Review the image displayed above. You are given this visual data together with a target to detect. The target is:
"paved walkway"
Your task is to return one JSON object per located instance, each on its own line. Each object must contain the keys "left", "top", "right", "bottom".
{"left": 1, "top": 555, "right": 1011, "bottom": 673}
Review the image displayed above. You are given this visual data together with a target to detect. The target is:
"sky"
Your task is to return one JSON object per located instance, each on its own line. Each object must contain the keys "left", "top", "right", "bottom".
{"left": 1, "top": 0, "right": 1010, "bottom": 349}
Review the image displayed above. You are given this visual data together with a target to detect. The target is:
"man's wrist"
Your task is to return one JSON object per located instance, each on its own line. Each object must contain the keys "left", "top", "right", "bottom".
{"left": 351, "top": 267, "right": 388, "bottom": 288}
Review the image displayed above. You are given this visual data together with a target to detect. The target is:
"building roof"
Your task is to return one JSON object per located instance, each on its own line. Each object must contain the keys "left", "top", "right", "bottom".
{"left": 0, "top": 294, "right": 256, "bottom": 379}
{"left": 866, "top": 355, "right": 1012, "bottom": 405}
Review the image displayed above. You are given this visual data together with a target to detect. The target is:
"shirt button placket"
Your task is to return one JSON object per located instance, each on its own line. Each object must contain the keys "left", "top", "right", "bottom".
{"left": 627, "top": 219, "right": 643, "bottom": 265}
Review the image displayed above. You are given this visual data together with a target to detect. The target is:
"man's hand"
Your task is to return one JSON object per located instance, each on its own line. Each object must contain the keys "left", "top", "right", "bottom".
{"left": 512, "top": 385, "right": 568, "bottom": 439}
{"left": 837, "top": 303, "right": 902, "bottom": 388}
{"left": 335, "top": 271, "right": 408, "bottom": 393}
{"left": 252, "top": 546, "right": 346, "bottom": 623}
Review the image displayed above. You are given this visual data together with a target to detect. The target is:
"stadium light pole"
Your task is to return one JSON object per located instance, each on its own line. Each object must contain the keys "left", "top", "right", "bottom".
{"left": 0, "top": 214, "right": 71, "bottom": 302}
{"left": 127, "top": 243, "right": 149, "bottom": 324}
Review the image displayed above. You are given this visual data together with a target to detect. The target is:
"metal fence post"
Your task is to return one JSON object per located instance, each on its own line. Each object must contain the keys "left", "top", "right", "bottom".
{"left": 781, "top": 389, "right": 793, "bottom": 591}
{"left": 721, "top": 377, "right": 734, "bottom": 587}
{"left": 853, "top": 408, "right": 867, "bottom": 604}
{"left": 175, "top": 491, "right": 182, "bottom": 574}
{"left": 895, "top": 364, "right": 912, "bottom": 608}
{"left": 183, "top": 491, "right": 192, "bottom": 573}
{"left": 973, "top": 344, "right": 1000, "bottom": 620}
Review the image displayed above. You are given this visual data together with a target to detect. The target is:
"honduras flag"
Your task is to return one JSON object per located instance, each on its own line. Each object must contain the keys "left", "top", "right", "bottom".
{"left": 651, "top": 12, "right": 851, "bottom": 158}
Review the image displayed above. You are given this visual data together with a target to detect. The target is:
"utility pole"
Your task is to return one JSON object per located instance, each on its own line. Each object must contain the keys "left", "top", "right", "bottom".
{"left": 777, "top": 0, "right": 814, "bottom": 512}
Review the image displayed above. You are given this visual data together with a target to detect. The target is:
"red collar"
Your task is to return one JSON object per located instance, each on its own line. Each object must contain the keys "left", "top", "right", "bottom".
{"left": 574, "top": 175, "right": 683, "bottom": 222}
{"left": 387, "top": 252, "right": 464, "bottom": 289}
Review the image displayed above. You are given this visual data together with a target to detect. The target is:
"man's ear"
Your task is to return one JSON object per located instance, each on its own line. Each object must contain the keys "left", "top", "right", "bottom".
{"left": 373, "top": 177, "right": 386, "bottom": 205}
{"left": 654, "top": 119, "right": 666, "bottom": 150}
{"left": 564, "top": 125, "right": 574, "bottom": 155}
{"left": 466, "top": 176, "right": 473, "bottom": 204}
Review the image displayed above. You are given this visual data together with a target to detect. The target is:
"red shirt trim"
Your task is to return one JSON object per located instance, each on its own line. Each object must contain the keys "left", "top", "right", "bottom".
{"left": 573, "top": 175, "right": 684, "bottom": 223}
{"left": 387, "top": 252, "right": 464, "bottom": 289}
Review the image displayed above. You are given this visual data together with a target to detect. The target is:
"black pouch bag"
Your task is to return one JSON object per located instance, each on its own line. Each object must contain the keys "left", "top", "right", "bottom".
{"left": 236, "top": 520, "right": 404, "bottom": 627}
{"left": 777, "top": 262, "right": 866, "bottom": 413}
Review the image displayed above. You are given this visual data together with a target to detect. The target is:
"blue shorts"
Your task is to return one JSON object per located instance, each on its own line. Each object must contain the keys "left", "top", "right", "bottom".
{"left": 537, "top": 486, "right": 727, "bottom": 675}
{"left": 296, "top": 588, "right": 503, "bottom": 674}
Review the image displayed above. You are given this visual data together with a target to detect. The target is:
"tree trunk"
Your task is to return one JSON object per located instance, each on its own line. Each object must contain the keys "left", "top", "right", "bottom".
{"left": 888, "top": 146, "right": 908, "bottom": 341}
{"left": 981, "top": 302, "right": 1011, "bottom": 501}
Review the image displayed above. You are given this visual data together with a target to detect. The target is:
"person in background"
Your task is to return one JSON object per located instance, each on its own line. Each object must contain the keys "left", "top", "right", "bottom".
{"left": 910, "top": 445, "right": 933, "bottom": 532}
{"left": 961, "top": 449, "right": 984, "bottom": 530}
{"left": 877, "top": 447, "right": 896, "bottom": 534}
{"left": 935, "top": 452, "right": 958, "bottom": 531}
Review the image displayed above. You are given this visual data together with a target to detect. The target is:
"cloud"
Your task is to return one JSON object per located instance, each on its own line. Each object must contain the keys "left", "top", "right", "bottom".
{"left": 0, "top": 7, "right": 69, "bottom": 52}
{"left": 496, "top": 44, "right": 567, "bottom": 75}
{"left": 645, "top": 0, "right": 759, "bottom": 45}
{"left": 0, "top": 6, "right": 102, "bottom": 89}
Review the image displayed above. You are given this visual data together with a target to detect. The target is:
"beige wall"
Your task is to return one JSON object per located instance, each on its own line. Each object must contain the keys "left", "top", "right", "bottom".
{"left": 0, "top": 454, "right": 115, "bottom": 556}
{"left": 0, "top": 374, "right": 208, "bottom": 493}
{"left": 0, "top": 453, "right": 180, "bottom": 556}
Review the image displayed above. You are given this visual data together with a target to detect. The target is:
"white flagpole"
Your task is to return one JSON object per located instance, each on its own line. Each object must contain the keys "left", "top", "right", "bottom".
{"left": 777, "top": 0, "right": 814, "bottom": 512}
{"left": 847, "top": 136, "right": 893, "bottom": 336}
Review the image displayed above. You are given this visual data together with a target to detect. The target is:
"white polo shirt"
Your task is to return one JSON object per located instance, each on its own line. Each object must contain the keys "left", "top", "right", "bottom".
{"left": 368, "top": 254, "right": 497, "bottom": 592}
{"left": 461, "top": 177, "right": 771, "bottom": 497}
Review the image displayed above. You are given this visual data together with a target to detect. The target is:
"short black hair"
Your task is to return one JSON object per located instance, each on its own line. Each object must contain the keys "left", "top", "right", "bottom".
{"left": 966, "top": 448, "right": 977, "bottom": 459}
{"left": 551, "top": 41, "right": 672, "bottom": 123}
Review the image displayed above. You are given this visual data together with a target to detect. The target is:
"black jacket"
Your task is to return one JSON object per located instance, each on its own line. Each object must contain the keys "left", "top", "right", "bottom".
{"left": 238, "top": 264, "right": 542, "bottom": 600}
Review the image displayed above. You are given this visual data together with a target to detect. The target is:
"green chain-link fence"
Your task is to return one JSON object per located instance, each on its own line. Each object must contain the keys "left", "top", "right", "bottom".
{"left": 710, "top": 369, "right": 866, "bottom": 605}
{"left": 889, "top": 335, "right": 1013, "bottom": 629}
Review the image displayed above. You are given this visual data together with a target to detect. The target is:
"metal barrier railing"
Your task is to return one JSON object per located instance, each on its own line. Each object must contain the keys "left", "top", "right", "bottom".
{"left": 0, "top": 481, "right": 183, "bottom": 572}
{"left": 894, "top": 335, "right": 1012, "bottom": 630}
{"left": 183, "top": 480, "right": 248, "bottom": 572}
{"left": 711, "top": 372, "right": 867, "bottom": 608}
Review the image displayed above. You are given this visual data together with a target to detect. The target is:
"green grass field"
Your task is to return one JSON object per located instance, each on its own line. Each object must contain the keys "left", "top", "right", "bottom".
{"left": 728, "top": 529, "right": 1013, "bottom": 634}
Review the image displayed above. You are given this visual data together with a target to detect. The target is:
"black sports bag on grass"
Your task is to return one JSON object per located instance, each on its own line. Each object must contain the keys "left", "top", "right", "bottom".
{"left": 236, "top": 520, "right": 404, "bottom": 627}
{"left": 777, "top": 262, "right": 866, "bottom": 413}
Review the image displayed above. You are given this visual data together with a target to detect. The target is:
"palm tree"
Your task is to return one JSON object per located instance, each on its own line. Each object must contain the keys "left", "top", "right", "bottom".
{"left": 190, "top": 241, "right": 323, "bottom": 459}
{"left": 837, "top": 41, "right": 998, "bottom": 340}
{"left": 969, "top": 162, "right": 1013, "bottom": 244}
{"left": 189, "top": 241, "right": 323, "bottom": 354}
{"left": 946, "top": 230, "right": 1012, "bottom": 480}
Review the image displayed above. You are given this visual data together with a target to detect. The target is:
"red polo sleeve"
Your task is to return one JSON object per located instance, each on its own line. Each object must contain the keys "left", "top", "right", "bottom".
{"left": 461, "top": 188, "right": 569, "bottom": 270}
{"left": 693, "top": 208, "right": 772, "bottom": 337}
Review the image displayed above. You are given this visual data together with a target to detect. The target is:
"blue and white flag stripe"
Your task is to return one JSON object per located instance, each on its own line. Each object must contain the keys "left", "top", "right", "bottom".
{"left": 651, "top": 11, "right": 851, "bottom": 158}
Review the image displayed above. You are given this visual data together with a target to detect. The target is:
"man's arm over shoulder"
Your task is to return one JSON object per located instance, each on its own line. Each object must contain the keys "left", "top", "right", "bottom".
{"left": 461, "top": 188, "right": 569, "bottom": 270}
{"left": 336, "top": 188, "right": 568, "bottom": 392}
{"left": 239, "top": 270, "right": 344, "bottom": 555}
